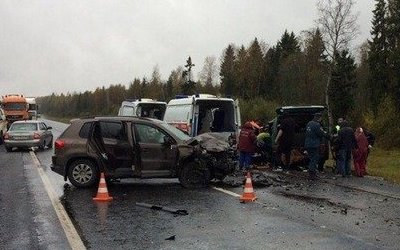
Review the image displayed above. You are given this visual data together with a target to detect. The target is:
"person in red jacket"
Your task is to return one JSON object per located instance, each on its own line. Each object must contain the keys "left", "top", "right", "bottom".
{"left": 238, "top": 121, "right": 257, "bottom": 171}
{"left": 353, "top": 127, "right": 369, "bottom": 177}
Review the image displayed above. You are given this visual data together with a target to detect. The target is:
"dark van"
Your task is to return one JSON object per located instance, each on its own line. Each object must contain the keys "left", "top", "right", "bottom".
{"left": 269, "top": 106, "right": 329, "bottom": 169}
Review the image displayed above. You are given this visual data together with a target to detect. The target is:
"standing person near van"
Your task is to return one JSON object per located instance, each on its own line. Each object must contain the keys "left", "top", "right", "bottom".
{"left": 304, "top": 113, "right": 327, "bottom": 180}
{"left": 275, "top": 116, "right": 296, "bottom": 170}
{"left": 353, "top": 127, "right": 369, "bottom": 177}
{"left": 337, "top": 121, "right": 357, "bottom": 177}
{"left": 238, "top": 121, "right": 257, "bottom": 172}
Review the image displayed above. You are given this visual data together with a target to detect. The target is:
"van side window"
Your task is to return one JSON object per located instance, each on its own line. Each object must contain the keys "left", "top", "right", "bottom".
{"left": 121, "top": 106, "right": 134, "bottom": 116}
{"left": 100, "top": 122, "right": 126, "bottom": 141}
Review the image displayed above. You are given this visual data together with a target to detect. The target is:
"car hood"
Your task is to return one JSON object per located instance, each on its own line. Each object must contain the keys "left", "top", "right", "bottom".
{"left": 186, "top": 132, "right": 231, "bottom": 152}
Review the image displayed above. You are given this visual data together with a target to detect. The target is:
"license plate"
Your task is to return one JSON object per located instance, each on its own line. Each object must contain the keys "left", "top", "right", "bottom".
{"left": 13, "top": 136, "right": 29, "bottom": 140}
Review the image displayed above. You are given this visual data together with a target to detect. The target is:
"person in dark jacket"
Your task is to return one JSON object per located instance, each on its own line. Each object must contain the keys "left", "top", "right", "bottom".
{"left": 337, "top": 121, "right": 357, "bottom": 177}
{"left": 304, "top": 113, "right": 327, "bottom": 180}
{"left": 238, "top": 121, "right": 257, "bottom": 171}
{"left": 275, "top": 116, "right": 296, "bottom": 170}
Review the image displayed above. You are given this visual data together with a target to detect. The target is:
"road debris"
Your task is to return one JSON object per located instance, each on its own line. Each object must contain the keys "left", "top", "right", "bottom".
{"left": 136, "top": 202, "right": 188, "bottom": 216}
{"left": 165, "top": 235, "right": 176, "bottom": 241}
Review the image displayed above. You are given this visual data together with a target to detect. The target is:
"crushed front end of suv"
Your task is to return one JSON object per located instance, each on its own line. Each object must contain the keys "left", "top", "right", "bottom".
{"left": 51, "top": 117, "right": 236, "bottom": 188}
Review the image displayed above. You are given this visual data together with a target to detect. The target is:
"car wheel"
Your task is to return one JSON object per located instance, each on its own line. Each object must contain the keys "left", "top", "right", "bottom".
{"left": 39, "top": 141, "right": 46, "bottom": 150}
{"left": 68, "top": 159, "right": 99, "bottom": 188}
{"left": 0, "top": 131, "right": 3, "bottom": 145}
{"left": 179, "top": 161, "right": 210, "bottom": 189}
{"left": 5, "top": 146, "right": 12, "bottom": 152}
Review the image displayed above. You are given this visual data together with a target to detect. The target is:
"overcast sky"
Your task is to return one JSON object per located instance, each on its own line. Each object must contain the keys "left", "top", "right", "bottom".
{"left": 0, "top": 0, "right": 374, "bottom": 97}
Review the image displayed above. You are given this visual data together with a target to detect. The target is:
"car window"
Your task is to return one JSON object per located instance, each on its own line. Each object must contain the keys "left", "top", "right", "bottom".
{"left": 79, "top": 122, "right": 92, "bottom": 138}
{"left": 39, "top": 123, "right": 47, "bottom": 130}
{"left": 158, "top": 122, "right": 191, "bottom": 141}
{"left": 99, "top": 121, "right": 126, "bottom": 141}
{"left": 134, "top": 123, "right": 169, "bottom": 144}
{"left": 10, "top": 123, "right": 38, "bottom": 131}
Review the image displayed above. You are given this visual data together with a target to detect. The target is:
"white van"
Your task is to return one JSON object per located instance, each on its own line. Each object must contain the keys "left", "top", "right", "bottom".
{"left": 118, "top": 99, "right": 167, "bottom": 120}
{"left": 164, "top": 94, "right": 241, "bottom": 139}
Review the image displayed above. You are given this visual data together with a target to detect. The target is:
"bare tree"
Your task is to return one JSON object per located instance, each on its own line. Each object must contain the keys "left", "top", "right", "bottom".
{"left": 199, "top": 56, "right": 219, "bottom": 87}
{"left": 316, "top": 0, "right": 359, "bottom": 131}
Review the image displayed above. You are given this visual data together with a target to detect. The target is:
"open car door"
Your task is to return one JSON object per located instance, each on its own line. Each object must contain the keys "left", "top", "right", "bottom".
{"left": 87, "top": 121, "right": 134, "bottom": 174}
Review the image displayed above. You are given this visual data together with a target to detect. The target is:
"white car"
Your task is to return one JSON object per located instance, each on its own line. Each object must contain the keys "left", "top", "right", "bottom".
{"left": 4, "top": 120, "right": 53, "bottom": 152}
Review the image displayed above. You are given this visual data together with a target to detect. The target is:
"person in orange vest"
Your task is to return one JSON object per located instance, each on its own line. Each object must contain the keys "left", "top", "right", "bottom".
{"left": 237, "top": 121, "right": 257, "bottom": 172}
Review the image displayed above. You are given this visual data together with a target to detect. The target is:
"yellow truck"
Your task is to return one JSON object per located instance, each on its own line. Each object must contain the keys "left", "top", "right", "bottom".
{"left": 1, "top": 94, "right": 30, "bottom": 128}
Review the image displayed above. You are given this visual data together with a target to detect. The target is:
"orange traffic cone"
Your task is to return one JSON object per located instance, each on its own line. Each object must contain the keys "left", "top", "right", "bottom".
{"left": 240, "top": 172, "right": 257, "bottom": 202}
{"left": 93, "top": 173, "right": 113, "bottom": 202}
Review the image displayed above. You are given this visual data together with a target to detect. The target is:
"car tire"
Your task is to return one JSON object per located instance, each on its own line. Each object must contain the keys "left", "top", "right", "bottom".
{"left": 0, "top": 131, "right": 3, "bottom": 145}
{"left": 179, "top": 161, "right": 210, "bottom": 189}
{"left": 47, "top": 138, "right": 53, "bottom": 149}
{"left": 5, "top": 146, "right": 12, "bottom": 152}
{"left": 68, "top": 159, "right": 99, "bottom": 188}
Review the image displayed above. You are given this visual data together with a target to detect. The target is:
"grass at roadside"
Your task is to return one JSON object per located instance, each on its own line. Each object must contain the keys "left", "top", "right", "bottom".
{"left": 367, "top": 147, "right": 400, "bottom": 184}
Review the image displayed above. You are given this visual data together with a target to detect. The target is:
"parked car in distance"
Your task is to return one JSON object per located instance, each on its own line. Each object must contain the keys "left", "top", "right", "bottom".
{"left": 51, "top": 116, "right": 236, "bottom": 188}
{"left": 0, "top": 108, "right": 8, "bottom": 144}
{"left": 4, "top": 120, "right": 53, "bottom": 152}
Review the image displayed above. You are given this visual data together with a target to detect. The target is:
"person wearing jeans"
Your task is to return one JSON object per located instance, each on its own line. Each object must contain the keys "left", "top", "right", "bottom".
{"left": 337, "top": 149, "right": 352, "bottom": 176}
{"left": 237, "top": 121, "right": 257, "bottom": 172}
{"left": 304, "top": 113, "right": 327, "bottom": 180}
{"left": 337, "top": 121, "right": 357, "bottom": 177}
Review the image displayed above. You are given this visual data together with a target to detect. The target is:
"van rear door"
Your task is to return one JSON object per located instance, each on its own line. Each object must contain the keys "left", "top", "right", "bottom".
{"left": 191, "top": 99, "right": 199, "bottom": 137}
{"left": 234, "top": 99, "right": 241, "bottom": 135}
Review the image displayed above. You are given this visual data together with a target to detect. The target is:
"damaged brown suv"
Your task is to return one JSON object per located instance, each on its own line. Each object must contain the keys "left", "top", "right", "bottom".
{"left": 51, "top": 117, "right": 236, "bottom": 188}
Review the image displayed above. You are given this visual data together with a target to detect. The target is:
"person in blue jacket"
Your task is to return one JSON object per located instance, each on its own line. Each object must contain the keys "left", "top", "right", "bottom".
{"left": 304, "top": 113, "right": 328, "bottom": 180}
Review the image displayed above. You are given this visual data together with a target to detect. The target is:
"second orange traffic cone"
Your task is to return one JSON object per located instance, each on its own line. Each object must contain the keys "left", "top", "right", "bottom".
{"left": 93, "top": 172, "right": 113, "bottom": 202}
{"left": 240, "top": 172, "right": 257, "bottom": 202}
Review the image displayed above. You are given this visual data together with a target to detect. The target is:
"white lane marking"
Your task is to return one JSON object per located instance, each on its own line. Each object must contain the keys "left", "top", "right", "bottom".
{"left": 30, "top": 151, "right": 86, "bottom": 250}
{"left": 213, "top": 186, "right": 280, "bottom": 209}
{"left": 212, "top": 186, "right": 241, "bottom": 197}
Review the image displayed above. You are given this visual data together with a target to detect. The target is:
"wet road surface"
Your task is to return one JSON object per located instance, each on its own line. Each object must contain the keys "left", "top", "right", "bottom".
{"left": 0, "top": 146, "right": 70, "bottom": 249}
{"left": 3, "top": 118, "right": 400, "bottom": 249}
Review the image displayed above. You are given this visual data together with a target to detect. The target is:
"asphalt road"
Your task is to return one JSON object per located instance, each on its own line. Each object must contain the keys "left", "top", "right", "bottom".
{"left": 1, "top": 118, "right": 400, "bottom": 249}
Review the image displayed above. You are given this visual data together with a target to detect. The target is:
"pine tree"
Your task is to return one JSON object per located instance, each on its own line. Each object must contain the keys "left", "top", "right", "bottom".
{"left": 387, "top": 0, "right": 400, "bottom": 110}
{"left": 277, "top": 30, "right": 300, "bottom": 60}
{"left": 220, "top": 44, "right": 236, "bottom": 97}
{"left": 304, "top": 28, "right": 328, "bottom": 103}
{"left": 263, "top": 46, "right": 281, "bottom": 100}
{"left": 276, "top": 30, "right": 301, "bottom": 103}
{"left": 247, "top": 38, "right": 265, "bottom": 98}
{"left": 234, "top": 45, "right": 248, "bottom": 99}
{"left": 368, "top": 0, "right": 389, "bottom": 113}
{"left": 328, "top": 50, "right": 357, "bottom": 120}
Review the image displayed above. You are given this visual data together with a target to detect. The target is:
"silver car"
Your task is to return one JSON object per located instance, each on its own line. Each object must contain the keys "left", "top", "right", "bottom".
{"left": 4, "top": 120, "right": 53, "bottom": 152}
